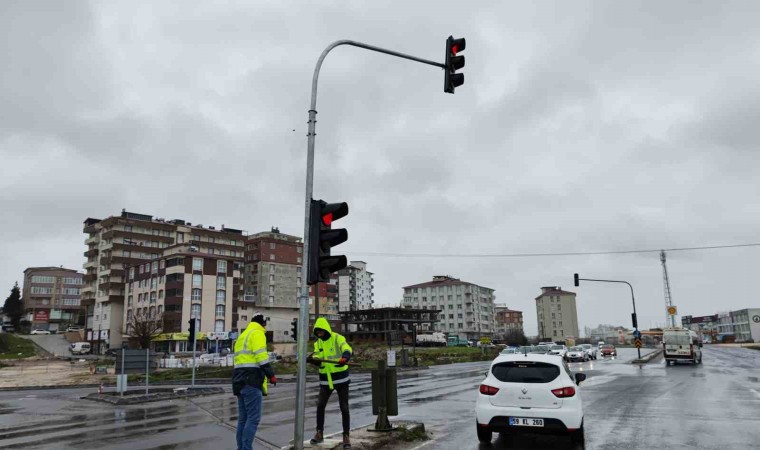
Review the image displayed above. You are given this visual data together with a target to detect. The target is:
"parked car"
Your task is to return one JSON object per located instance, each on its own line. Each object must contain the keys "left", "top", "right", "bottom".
{"left": 565, "top": 346, "right": 588, "bottom": 362}
{"left": 104, "top": 348, "right": 118, "bottom": 357}
{"left": 600, "top": 344, "right": 617, "bottom": 357}
{"left": 66, "top": 326, "right": 82, "bottom": 332}
{"left": 69, "top": 342, "right": 91, "bottom": 355}
{"left": 30, "top": 329, "right": 51, "bottom": 335}
{"left": 597, "top": 341, "right": 605, "bottom": 350}
{"left": 530, "top": 345, "right": 551, "bottom": 355}
{"left": 475, "top": 353, "right": 586, "bottom": 445}
{"left": 663, "top": 328, "right": 702, "bottom": 365}
{"left": 500, "top": 347, "right": 519, "bottom": 355}
{"left": 548, "top": 345, "right": 568, "bottom": 358}
{"left": 580, "top": 344, "right": 597, "bottom": 360}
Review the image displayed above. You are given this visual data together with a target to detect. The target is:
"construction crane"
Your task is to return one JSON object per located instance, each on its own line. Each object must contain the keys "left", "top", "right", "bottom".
{"left": 660, "top": 250, "right": 676, "bottom": 328}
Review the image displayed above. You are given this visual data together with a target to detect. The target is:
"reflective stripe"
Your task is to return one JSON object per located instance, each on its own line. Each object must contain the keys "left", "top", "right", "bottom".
{"left": 319, "top": 376, "right": 350, "bottom": 386}
{"left": 234, "top": 348, "right": 267, "bottom": 357}
{"left": 235, "top": 362, "right": 263, "bottom": 368}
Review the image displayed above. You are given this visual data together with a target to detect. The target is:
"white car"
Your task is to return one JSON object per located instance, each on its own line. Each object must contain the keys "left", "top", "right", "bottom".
{"left": 476, "top": 353, "right": 586, "bottom": 445}
{"left": 30, "top": 329, "right": 51, "bottom": 335}
{"left": 548, "top": 345, "right": 567, "bottom": 358}
{"left": 565, "top": 346, "right": 589, "bottom": 362}
{"left": 580, "top": 344, "right": 597, "bottom": 360}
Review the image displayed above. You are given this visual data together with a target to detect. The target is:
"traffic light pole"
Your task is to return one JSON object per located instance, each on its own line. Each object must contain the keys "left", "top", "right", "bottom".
{"left": 295, "top": 40, "right": 448, "bottom": 450}
{"left": 576, "top": 277, "right": 640, "bottom": 359}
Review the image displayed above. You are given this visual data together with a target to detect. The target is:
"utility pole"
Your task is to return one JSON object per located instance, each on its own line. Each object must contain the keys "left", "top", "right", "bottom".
{"left": 294, "top": 38, "right": 465, "bottom": 450}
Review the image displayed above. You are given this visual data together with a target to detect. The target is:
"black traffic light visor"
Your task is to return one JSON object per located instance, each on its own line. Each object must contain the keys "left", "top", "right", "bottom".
{"left": 320, "top": 202, "right": 348, "bottom": 226}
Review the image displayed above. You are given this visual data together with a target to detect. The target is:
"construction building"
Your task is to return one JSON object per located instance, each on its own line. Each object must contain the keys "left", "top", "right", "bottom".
{"left": 21, "top": 267, "right": 83, "bottom": 332}
{"left": 535, "top": 286, "right": 579, "bottom": 342}
{"left": 337, "top": 261, "right": 374, "bottom": 312}
{"left": 402, "top": 275, "right": 496, "bottom": 339}
{"left": 82, "top": 210, "right": 246, "bottom": 353}
{"left": 339, "top": 307, "right": 441, "bottom": 343}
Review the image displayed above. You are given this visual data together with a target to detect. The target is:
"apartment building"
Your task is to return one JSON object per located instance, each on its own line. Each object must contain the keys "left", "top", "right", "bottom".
{"left": 494, "top": 305, "right": 523, "bottom": 338}
{"left": 125, "top": 244, "right": 242, "bottom": 353}
{"left": 21, "top": 267, "right": 83, "bottom": 332}
{"left": 82, "top": 210, "right": 245, "bottom": 352}
{"left": 715, "top": 309, "right": 760, "bottom": 343}
{"left": 535, "top": 286, "right": 579, "bottom": 341}
{"left": 337, "top": 261, "right": 374, "bottom": 312}
{"left": 402, "top": 275, "right": 495, "bottom": 339}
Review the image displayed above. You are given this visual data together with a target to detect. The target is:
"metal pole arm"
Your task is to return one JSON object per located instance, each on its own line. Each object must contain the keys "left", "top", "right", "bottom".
{"left": 577, "top": 278, "right": 636, "bottom": 314}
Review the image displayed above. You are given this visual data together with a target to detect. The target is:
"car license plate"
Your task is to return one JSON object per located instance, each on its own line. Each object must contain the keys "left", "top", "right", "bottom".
{"left": 509, "top": 417, "right": 544, "bottom": 427}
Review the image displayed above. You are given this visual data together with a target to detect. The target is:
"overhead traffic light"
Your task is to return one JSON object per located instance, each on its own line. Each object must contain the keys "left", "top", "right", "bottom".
{"left": 291, "top": 318, "right": 298, "bottom": 342}
{"left": 631, "top": 313, "right": 638, "bottom": 329}
{"left": 307, "top": 199, "right": 349, "bottom": 285}
{"left": 444, "top": 36, "right": 466, "bottom": 93}
{"left": 574, "top": 273, "right": 580, "bottom": 287}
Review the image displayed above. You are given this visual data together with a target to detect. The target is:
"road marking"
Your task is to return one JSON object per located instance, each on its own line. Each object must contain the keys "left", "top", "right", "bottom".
{"left": 408, "top": 440, "right": 434, "bottom": 450}
{"left": 750, "top": 389, "right": 760, "bottom": 400}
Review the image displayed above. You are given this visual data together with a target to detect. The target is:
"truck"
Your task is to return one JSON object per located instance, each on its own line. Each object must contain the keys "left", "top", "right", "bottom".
{"left": 416, "top": 332, "right": 447, "bottom": 347}
{"left": 447, "top": 335, "right": 469, "bottom": 347}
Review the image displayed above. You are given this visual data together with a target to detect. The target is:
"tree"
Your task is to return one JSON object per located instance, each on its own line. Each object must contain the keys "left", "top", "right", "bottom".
{"left": 125, "top": 310, "right": 163, "bottom": 349}
{"left": 3, "top": 283, "right": 23, "bottom": 331}
{"left": 504, "top": 329, "right": 528, "bottom": 346}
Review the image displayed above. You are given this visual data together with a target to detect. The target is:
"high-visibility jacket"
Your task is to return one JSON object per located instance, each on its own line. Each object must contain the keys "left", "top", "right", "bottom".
{"left": 233, "top": 322, "right": 273, "bottom": 395}
{"left": 312, "top": 317, "right": 352, "bottom": 389}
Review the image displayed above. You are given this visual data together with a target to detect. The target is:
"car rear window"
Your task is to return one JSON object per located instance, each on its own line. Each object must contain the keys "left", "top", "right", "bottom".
{"left": 491, "top": 361, "right": 560, "bottom": 383}
{"left": 664, "top": 334, "right": 690, "bottom": 345}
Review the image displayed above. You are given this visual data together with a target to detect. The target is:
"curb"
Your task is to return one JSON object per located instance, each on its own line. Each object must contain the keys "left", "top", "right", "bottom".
{"left": 0, "top": 376, "right": 316, "bottom": 392}
{"left": 631, "top": 349, "right": 662, "bottom": 364}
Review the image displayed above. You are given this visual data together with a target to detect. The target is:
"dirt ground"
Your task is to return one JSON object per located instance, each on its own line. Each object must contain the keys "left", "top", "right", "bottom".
{"left": 0, "top": 358, "right": 114, "bottom": 389}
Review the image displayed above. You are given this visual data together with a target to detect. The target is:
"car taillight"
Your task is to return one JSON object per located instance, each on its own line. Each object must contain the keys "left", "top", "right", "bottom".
{"left": 551, "top": 386, "right": 576, "bottom": 398}
{"left": 479, "top": 384, "right": 500, "bottom": 396}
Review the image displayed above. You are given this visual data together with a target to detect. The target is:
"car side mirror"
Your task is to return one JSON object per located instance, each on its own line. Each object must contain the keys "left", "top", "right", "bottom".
{"left": 575, "top": 373, "right": 587, "bottom": 385}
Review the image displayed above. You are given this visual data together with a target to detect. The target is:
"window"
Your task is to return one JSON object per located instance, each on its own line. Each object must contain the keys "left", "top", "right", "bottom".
{"left": 449, "top": 314, "right": 454, "bottom": 319}
{"left": 458, "top": 314, "right": 463, "bottom": 319}
{"left": 150, "top": 292, "right": 157, "bottom": 303}
{"left": 193, "top": 234, "right": 200, "bottom": 241}
{"left": 557, "top": 304, "right": 561, "bottom": 311}
{"left": 192, "top": 274, "right": 202, "bottom": 286}
{"left": 270, "top": 254, "right": 275, "bottom": 260}
{"left": 297, "top": 277, "right": 301, "bottom": 286}
{"left": 127, "top": 295, "right": 133, "bottom": 306}
{"left": 149, "top": 306, "right": 156, "bottom": 318}
{"left": 157, "top": 305, "right": 163, "bottom": 315}
{"left": 449, "top": 305, "right": 454, "bottom": 310}
{"left": 209, "top": 248, "right": 215, "bottom": 255}
{"left": 458, "top": 324, "right": 463, "bottom": 329}
{"left": 192, "top": 288, "right": 202, "bottom": 302}
{"left": 127, "top": 309, "right": 133, "bottom": 322}
{"left": 159, "top": 275, "right": 164, "bottom": 284}
{"left": 215, "top": 305, "right": 225, "bottom": 317}
{"left": 151, "top": 278, "right": 158, "bottom": 289}
{"left": 297, "top": 247, "right": 303, "bottom": 254}
{"left": 193, "top": 258, "right": 203, "bottom": 271}
{"left": 129, "top": 268, "right": 134, "bottom": 279}
{"left": 270, "top": 242, "right": 276, "bottom": 249}
{"left": 297, "top": 266, "right": 302, "bottom": 274}
{"left": 216, "top": 276, "right": 226, "bottom": 289}
{"left": 268, "top": 286, "right": 274, "bottom": 295}
{"left": 269, "top": 264, "right": 275, "bottom": 273}
{"left": 268, "top": 295, "right": 274, "bottom": 303}
{"left": 191, "top": 304, "right": 201, "bottom": 318}
{"left": 138, "top": 293, "right": 143, "bottom": 303}
{"left": 217, "top": 260, "right": 227, "bottom": 273}
{"left": 241, "top": 315, "right": 247, "bottom": 322}
{"left": 216, "top": 290, "right": 226, "bottom": 304}
{"left": 125, "top": 225, "right": 132, "bottom": 232}
{"left": 210, "top": 236, "right": 215, "bottom": 243}
{"left": 159, "top": 260, "right": 165, "bottom": 269}
{"left": 297, "top": 257, "right": 302, "bottom": 263}
{"left": 457, "top": 304, "right": 462, "bottom": 309}
{"left": 177, "top": 232, "right": 184, "bottom": 243}
{"left": 215, "top": 320, "right": 225, "bottom": 332}
{"left": 159, "top": 290, "right": 164, "bottom": 299}
{"left": 139, "top": 265, "right": 144, "bottom": 274}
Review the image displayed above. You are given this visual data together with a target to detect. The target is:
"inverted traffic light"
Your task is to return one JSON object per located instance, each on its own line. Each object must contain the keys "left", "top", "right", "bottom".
{"left": 444, "top": 36, "right": 466, "bottom": 94}
{"left": 307, "top": 199, "right": 349, "bottom": 285}
{"left": 574, "top": 273, "right": 580, "bottom": 287}
{"left": 188, "top": 318, "right": 196, "bottom": 344}
{"left": 291, "top": 318, "right": 298, "bottom": 342}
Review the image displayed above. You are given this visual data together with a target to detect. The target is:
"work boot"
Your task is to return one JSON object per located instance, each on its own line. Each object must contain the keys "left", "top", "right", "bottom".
{"left": 309, "top": 431, "right": 323, "bottom": 445}
{"left": 342, "top": 433, "right": 351, "bottom": 449}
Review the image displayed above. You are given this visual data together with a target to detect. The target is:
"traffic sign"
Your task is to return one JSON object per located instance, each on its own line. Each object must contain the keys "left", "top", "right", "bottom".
{"left": 667, "top": 306, "right": 677, "bottom": 316}
{"left": 634, "top": 338, "right": 642, "bottom": 348}
{"left": 633, "top": 329, "right": 642, "bottom": 339}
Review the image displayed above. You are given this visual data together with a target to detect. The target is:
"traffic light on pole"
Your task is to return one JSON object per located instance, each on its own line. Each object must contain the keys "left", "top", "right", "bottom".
{"left": 631, "top": 313, "right": 638, "bottom": 329}
{"left": 444, "top": 36, "right": 466, "bottom": 93}
{"left": 307, "top": 199, "right": 349, "bottom": 285}
{"left": 291, "top": 318, "right": 298, "bottom": 342}
{"left": 574, "top": 273, "right": 580, "bottom": 287}
{"left": 188, "top": 318, "right": 196, "bottom": 344}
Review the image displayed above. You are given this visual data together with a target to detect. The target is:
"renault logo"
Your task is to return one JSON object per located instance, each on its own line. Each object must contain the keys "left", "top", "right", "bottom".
{"left": 521, "top": 387, "right": 528, "bottom": 394}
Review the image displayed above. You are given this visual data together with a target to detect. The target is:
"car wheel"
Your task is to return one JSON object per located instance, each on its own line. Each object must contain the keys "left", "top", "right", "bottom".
{"left": 570, "top": 423, "right": 585, "bottom": 448}
{"left": 476, "top": 422, "right": 492, "bottom": 444}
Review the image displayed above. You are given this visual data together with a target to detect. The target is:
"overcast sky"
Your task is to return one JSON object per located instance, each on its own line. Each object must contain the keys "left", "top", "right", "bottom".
{"left": 2, "top": 1, "right": 760, "bottom": 336}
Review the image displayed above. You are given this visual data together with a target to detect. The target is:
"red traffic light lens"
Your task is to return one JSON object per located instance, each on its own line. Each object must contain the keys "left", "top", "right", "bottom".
{"left": 322, "top": 213, "right": 333, "bottom": 226}
{"left": 452, "top": 45, "right": 459, "bottom": 55}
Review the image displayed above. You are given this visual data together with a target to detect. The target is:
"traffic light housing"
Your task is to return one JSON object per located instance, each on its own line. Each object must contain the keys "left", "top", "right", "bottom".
{"left": 291, "top": 318, "right": 298, "bottom": 342}
{"left": 307, "top": 199, "right": 349, "bottom": 285}
{"left": 631, "top": 313, "right": 638, "bottom": 329}
{"left": 188, "top": 318, "right": 196, "bottom": 344}
{"left": 574, "top": 273, "right": 580, "bottom": 287}
{"left": 444, "top": 36, "right": 466, "bottom": 93}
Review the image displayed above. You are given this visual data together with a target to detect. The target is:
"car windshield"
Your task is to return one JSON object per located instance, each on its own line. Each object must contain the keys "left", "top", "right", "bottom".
{"left": 581, "top": 344, "right": 591, "bottom": 349}
{"left": 603, "top": 345, "right": 615, "bottom": 349}
{"left": 492, "top": 361, "right": 560, "bottom": 383}
{"left": 550, "top": 345, "right": 564, "bottom": 350}
{"left": 570, "top": 346, "right": 584, "bottom": 351}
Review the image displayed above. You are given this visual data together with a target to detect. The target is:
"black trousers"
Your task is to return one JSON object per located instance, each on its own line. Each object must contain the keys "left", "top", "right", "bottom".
{"left": 316, "top": 383, "right": 350, "bottom": 434}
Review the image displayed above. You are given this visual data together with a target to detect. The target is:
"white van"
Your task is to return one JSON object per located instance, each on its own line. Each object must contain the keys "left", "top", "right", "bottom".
{"left": 69, "top": 342, "right": 91, "bottom": 355}
{"left": 663, "top": 328, "right": 702, "bottom": 365}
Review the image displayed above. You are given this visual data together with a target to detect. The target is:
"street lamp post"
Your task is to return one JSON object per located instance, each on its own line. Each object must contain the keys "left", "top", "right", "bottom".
{"left": 574, "top": 274, "right": 641, "bottom": 359}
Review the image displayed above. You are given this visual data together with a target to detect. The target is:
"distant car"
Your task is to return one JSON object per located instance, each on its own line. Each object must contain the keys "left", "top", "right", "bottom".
{"left": 30, "top": 329, "right": 51, "bottom": 335}
{"left": 104, "top": 349, "right": 118, "bottom": 357}
{"left": 500, "top": 347, "right": 518, "bottom": 355}
{"left": 69, "top": 342, "right": 91, "bottom": 355}
{"left": 515, "top": 346, "right": 534, "bottom": 355}
{"left": 548, "top": 345, "right": 568, "bottom": 358}
{"left": 566, "top": 346, "right": 588, "bottom": 362}
{"left": 530, "top": 345, "right": 551, "bottom": 354}
{"left": 475, "top": 353, "right": 586, "bottom": 446}
{"left": 66, "top": 326, "right": 82, "bottom": 332}
{"left": 597, "top": 341, "right": 605, "bottom": 350}
{"left": 600, "top": 344, "right": 617, "bottom": 357}
{"left": 580, "top": 344, "right": 597, "bottom": 360}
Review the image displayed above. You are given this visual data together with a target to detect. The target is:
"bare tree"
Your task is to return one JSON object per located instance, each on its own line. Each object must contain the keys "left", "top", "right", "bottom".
{"left": 126, "top": 311, "right": 163, "bottom": 349}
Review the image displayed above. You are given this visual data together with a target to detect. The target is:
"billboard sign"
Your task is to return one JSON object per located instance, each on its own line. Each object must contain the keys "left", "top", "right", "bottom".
{"left": 34, "top": 310, "right": 49, "bottom": 322}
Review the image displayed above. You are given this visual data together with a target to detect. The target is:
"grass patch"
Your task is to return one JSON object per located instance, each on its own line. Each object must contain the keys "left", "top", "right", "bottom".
{"left": 126, "top": 359, "right": 309, "bottom": 383}
{"left": 0, "top": 334, "right": 37, "bottom": 359}
{"left": 394, "top": 425, "right": 428, "bottom": 442}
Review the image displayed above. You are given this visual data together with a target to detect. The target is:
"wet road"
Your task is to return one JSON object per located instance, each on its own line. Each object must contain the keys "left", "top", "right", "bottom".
{"left": 0, "top": 347, "right": 757, "bottom": 449}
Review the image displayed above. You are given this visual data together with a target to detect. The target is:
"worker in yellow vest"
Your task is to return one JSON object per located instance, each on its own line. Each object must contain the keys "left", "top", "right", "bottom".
{"left": 232, "top": 312, "right": 276, "bottom": 450}
{"left": 308, "top": 317, "right": 353, "bottom": 449}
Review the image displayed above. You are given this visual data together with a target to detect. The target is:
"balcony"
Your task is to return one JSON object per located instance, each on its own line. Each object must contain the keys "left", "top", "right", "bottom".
{"left": 85, "top": 236, "right": 99, "bottom": 245}
{"left": 84, "top": 249, "right": 99, "bottom": 258}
